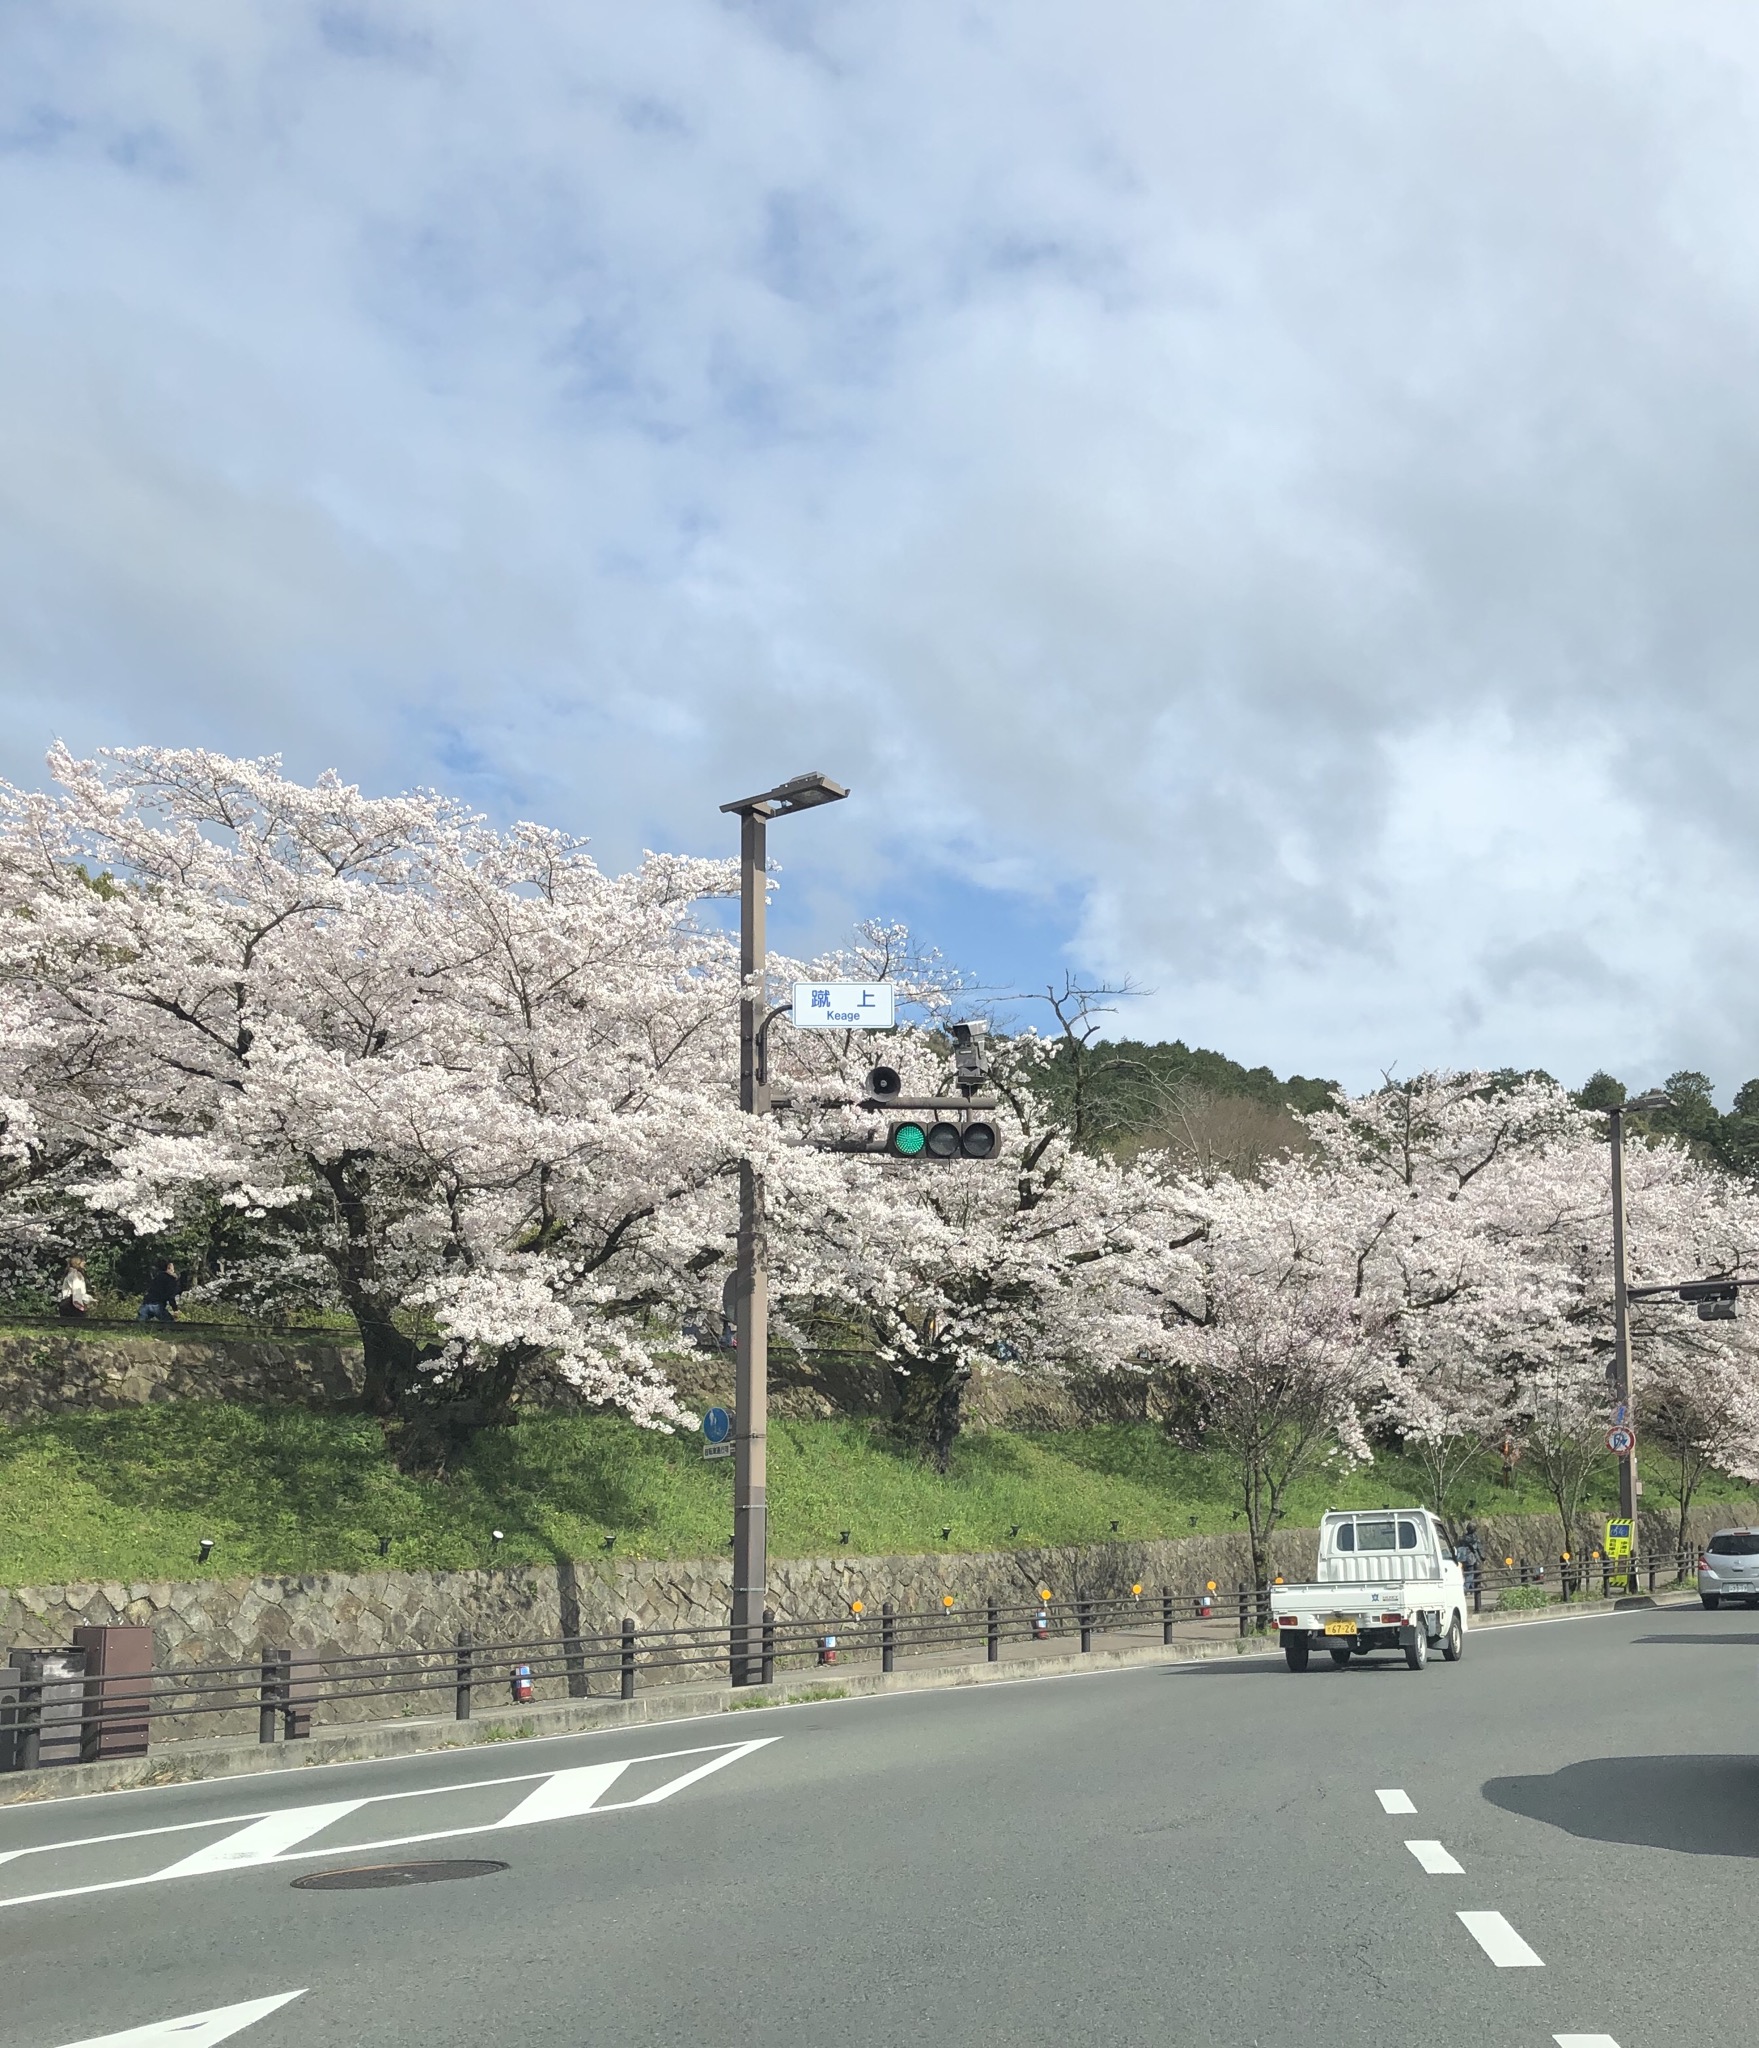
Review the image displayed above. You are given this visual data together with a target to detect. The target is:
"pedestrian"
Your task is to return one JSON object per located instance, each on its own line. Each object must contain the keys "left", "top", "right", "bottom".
{"left": 57, "top": 1256, "right": 90, "bottom": 1318}
{"left": 138, "top": 1259, "right": 182, "bottom": 1323}
{"left": 1456, "top": 1520, "right": 1483, "bottom": 1595}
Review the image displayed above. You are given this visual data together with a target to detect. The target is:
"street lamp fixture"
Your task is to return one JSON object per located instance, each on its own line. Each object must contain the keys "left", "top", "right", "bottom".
{"left": 720, "top": 769, "right": 849, "bottom": 1683}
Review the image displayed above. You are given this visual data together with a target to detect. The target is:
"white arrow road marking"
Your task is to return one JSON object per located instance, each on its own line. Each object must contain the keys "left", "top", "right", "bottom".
{"left": 154, "top": 1804, "right": 367, "bottom": 1877}
{"left": 53, "top": 1990, "right": 303, "bottom": 2048}
{"left": 1375, "top": 1789, "right": 1416, "bottom": 1813}
{"left": 1404, "top": 1839, "right": 1463, "bottom": 1874}
{"left": 1457, "top": 1910, "right": 1543, "bottom": 1967}
{"left": 498, "top": 1761, "right": 632, "bottom": 1825}
{"left": 0, "top": 1738, "right": 778, "bottom": 1912}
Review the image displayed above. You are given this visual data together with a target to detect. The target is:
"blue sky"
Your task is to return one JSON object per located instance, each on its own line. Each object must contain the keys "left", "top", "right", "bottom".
{"left": 7, "top": 3, "right": 1759, "bottom": 1092}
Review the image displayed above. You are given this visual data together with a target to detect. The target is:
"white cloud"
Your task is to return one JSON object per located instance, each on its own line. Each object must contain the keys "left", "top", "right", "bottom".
{"left": 5, "top": 2, "right": 1759, "bottom": 1090}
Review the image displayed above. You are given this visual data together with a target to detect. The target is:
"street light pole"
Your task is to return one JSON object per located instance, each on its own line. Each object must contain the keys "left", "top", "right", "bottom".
{"left": 732, "top": 803, "right": 769, "bottom": 1686}
{"left": 719, "top": 773, "right": 847, "bottom": 1683}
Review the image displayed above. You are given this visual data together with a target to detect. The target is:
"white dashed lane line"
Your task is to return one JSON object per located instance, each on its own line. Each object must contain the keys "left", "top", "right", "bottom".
{"left": 1457, "top": 1910, "right": 1543, "bottom": 1967}
{"left": 1374, "top": 1788, "right": 1416, "bottom": 1813}
{"left": 1403, "top": 1839, "right": 1463, "bottom": 1874}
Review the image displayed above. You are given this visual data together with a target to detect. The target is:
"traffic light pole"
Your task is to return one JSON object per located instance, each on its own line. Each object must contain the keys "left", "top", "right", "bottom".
{"left": 719, "top": 772, "right": 847, "bottom": 1686}
{"left": 732, "top": 805, "right": 769, "bottom": 1686}
{"left": 1609, "top": 1105, "right": 1640, "bottom": 1576}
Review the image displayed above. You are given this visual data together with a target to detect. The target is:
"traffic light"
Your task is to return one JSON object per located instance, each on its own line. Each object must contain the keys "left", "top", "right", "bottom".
{"left": 1679, "top": 1280, "right": 1739, "bottom": 1321}
{"left": 887, "top": 1119, "right": 997, "bottom": 1160}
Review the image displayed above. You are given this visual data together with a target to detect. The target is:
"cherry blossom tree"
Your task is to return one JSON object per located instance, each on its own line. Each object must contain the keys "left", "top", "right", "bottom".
{"left": 0, "top": 745, "right": 758, "bottom": 1447}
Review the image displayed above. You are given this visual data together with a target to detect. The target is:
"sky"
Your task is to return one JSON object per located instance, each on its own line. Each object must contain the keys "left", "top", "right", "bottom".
{"left": 6, "top": 2, "right": 1759, "bottom": 1094}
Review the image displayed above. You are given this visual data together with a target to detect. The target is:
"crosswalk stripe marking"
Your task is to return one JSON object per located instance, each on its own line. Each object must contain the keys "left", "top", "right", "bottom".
{"left": 1404, "top": 1839, "right": 1463, "bottom": 1874}
{"left": 1554, "top": 2035, "right": 1620, "bottom": 2046}
{"left": 1458, "top": 1910, "right": 1543, "bottom": 1967}
{"left": 497, "top": 1762, "right": 632, "bottom": 1825}
{"left": 53, "top": 1990, "right": 303, "bottom": 2048}
{"left": 1375, "top": 1788, "right": 1416, "bottom": 1813}
{"left": 153, "top": 1804, "right": 367, "bottom": 1878}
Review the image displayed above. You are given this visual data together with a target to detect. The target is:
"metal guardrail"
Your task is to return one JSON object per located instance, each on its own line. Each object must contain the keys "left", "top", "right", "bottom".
{"left": 1, "top": 1551, "right": 1701, "bottom": 1772}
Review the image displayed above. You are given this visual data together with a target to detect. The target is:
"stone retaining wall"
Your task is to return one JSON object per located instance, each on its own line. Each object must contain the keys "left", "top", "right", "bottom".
{"left": 0, "top": 1326, "right": 363, "bottom": 1423}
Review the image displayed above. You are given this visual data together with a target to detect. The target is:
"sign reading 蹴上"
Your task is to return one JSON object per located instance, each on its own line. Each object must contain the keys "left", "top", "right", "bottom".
{"left": 791, "top": 982, "right": 896, "bottom": 1030}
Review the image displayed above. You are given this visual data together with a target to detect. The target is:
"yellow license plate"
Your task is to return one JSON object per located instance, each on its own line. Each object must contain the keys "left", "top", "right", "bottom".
{"left": 1324, "top": 1620, "right": 1358, "bottom": 1637}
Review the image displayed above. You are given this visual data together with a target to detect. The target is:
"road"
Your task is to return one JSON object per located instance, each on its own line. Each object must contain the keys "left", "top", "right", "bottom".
{"left": 1, "top": 1601, "right": 1752, "bottom": 2048}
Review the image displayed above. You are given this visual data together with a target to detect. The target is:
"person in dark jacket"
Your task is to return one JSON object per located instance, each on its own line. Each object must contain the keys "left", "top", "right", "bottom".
{"left": 139, "top": 1260, "right": 182, "bottom": 1323}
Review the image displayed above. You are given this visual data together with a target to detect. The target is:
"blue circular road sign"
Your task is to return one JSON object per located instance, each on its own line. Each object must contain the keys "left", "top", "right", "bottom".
{"left": 703, "top": 1406, "right": 733, "bottom": 1445}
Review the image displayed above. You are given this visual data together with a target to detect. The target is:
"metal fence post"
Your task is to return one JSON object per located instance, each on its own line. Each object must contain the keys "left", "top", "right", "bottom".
{"left": 1161, "top": 1587, "right": 1174, "bottom": 1646}
{"left": 1472, "top": 1568, "right": 1482, "bottom": 1616}
{"left": 454, "top": 1632, "right": 473, "bottom": 1721}
{"left": 881, "top": 1602, "right": 895, "bottom": 1675}
{"left": 258, "top": 1651, "right": 279, "bottom": 1745}
{"left": 760, "top": 1610, "right": 776, "bottom": 1687}
{"left": 1078, "top": 1598, "right": 1093, "bottom": 1653}
{"left": 1601, "top": 1558, "right": 1610, "bottom": 1599}
{"left": 1236, "top": 1583, "right": 1248, "bottom": 1637}
{"left": 620, "top": 1619, "right": 637, "bottom": 1701}
{"left": 1646, "top": 1555, "right": 1656, "bottom": 1594}
{"left": 986, "top": 1601, "right": 999, "bottom": 1663}
{"left": 16, "top": 1667, "right": 42, "bottom": 1771}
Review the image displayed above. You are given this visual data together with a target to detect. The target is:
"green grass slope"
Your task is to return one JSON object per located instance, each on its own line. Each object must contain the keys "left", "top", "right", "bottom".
{"left": 3, "top": 1404, "right": 1755, "bottom": 1586}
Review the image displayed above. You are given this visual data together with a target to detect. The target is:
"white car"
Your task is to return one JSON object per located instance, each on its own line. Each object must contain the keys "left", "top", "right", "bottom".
{"left": 1698, "top": 1528, "right": 1759, "bottom": 1609}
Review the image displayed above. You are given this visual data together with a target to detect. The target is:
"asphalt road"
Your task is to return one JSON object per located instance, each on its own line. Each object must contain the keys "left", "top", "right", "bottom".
{"left": 1, "top": 1601, "right": 1752, "bottom": 2048}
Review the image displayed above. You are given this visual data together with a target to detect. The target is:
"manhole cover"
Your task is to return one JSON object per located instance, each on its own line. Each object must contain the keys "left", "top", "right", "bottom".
{"left": 291, "top": 1858, "right": 509, "bottom": 1891}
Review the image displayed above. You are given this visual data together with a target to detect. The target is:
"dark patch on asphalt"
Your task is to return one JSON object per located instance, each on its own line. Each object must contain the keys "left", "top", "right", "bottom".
{"left": 1483, "top": 1755, "right": 1759, "bottom": 1859}
{"left": 291, "top": 1858, "right": 510, "bottom": 1890}
{"left": 1632, "top": 1632, "right": 1759, "bottom": 1646}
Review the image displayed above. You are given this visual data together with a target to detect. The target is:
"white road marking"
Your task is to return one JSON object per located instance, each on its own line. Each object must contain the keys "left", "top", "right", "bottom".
{"left": 1458, "top": 1910, "right": 1543, "bottom": 1967}
{"left": 154, "top": 1803, "right": 367, "bottom": 1877}
{"left": 0, "top": 1738, "right": 778, "bottom": 1912}
{"left": 497, "top": 1761, "right": 631, "bottom": 1825}
{"left": 1375, "top": 1789, "right": 1416, "bottom": 1813}
{"left": 1554, "top": 2036, "right": 1620, "bottom": 2046}
{"left": 1404, "top": 1839, "right": 1463, "bottom": 1874}
{"left": 53, "top": 1990, "right": 303, "bottom": 2048}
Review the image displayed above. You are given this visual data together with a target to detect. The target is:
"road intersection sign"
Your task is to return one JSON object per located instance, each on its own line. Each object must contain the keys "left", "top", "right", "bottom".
{"left": 791, "top": 982, "right": 896, "bottom": 1030}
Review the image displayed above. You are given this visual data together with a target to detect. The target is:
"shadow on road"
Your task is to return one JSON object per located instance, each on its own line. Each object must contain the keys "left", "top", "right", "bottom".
{"left": 1632, "top": 1633, "right": 1759, "bottom": 1647}
{"left": 1483, "top": 1755, "right": 1759, "bottom": 1858}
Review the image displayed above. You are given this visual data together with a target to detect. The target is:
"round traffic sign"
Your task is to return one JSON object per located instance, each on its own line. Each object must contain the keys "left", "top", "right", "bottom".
{"left": 703, "top": 1406, "right": 733, "bottom": 1445}
{"left": 1606, "top": 1425, "right": 1636, "bottom": 1455}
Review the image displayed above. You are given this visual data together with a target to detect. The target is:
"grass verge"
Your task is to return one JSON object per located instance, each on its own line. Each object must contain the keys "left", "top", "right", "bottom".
{"left": 2, "top": 1403, "right": 1755, "bottom": 1587}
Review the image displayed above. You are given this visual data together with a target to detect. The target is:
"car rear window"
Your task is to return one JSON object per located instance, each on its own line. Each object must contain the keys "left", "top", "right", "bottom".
{"left": 1356, "top": 1520, "right": 1397, "bottom": 1551}
{"left": 1708, "top": 1532, "right": 1759, "bottom": 1556}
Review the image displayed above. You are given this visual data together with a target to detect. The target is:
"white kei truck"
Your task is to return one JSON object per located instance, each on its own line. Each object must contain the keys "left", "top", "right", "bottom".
{"left": 1272, "top": 1508, "right": 1468, "bottom": 1672}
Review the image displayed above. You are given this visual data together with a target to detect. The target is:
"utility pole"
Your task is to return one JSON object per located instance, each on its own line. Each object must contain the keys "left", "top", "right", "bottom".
{"left": 1607, "top": 1090, "right": 1671, "bottom": 1588}
{"left": 1609, "top": 1102, "right": 1638, "bottom": 1542}
{"left": 719, "top": 773, "right": 847, "bottom": 1682}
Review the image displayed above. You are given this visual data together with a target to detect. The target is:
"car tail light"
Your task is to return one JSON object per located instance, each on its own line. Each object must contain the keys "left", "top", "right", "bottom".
{"left": 1380, "top": 1613, "right": 1406, "bottom": 1625}
{"left": 1698, "top": 1554, "right": 1710, "bottom": 1571}
{"left": 1277, "top": 1615, "right": 1298, "bottom": 1628}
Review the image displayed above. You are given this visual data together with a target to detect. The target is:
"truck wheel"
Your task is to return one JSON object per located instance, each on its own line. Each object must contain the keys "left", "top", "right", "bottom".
{"left": 1403, "top": 1628, "right": 1428, "bottom": 1671}
{"left": 1328, "top": 1646, "right": 1353, "bottom": 1667}
{"left": 1441, "top": 1613, "right": 1464, "bottom": 1663}
{"left": 1283, "top": 1636, "right": 1311, "bottom": 1672}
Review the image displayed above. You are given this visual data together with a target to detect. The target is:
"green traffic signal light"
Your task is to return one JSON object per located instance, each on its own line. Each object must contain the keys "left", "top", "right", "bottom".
{"left": 889, "top": 1122, "right": 928, "bottom": 1157}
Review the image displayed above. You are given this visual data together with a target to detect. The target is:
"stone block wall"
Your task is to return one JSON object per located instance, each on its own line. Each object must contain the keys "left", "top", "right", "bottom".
{"left": 0, "top": 1327, "right": 364, "bottom": 1424}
